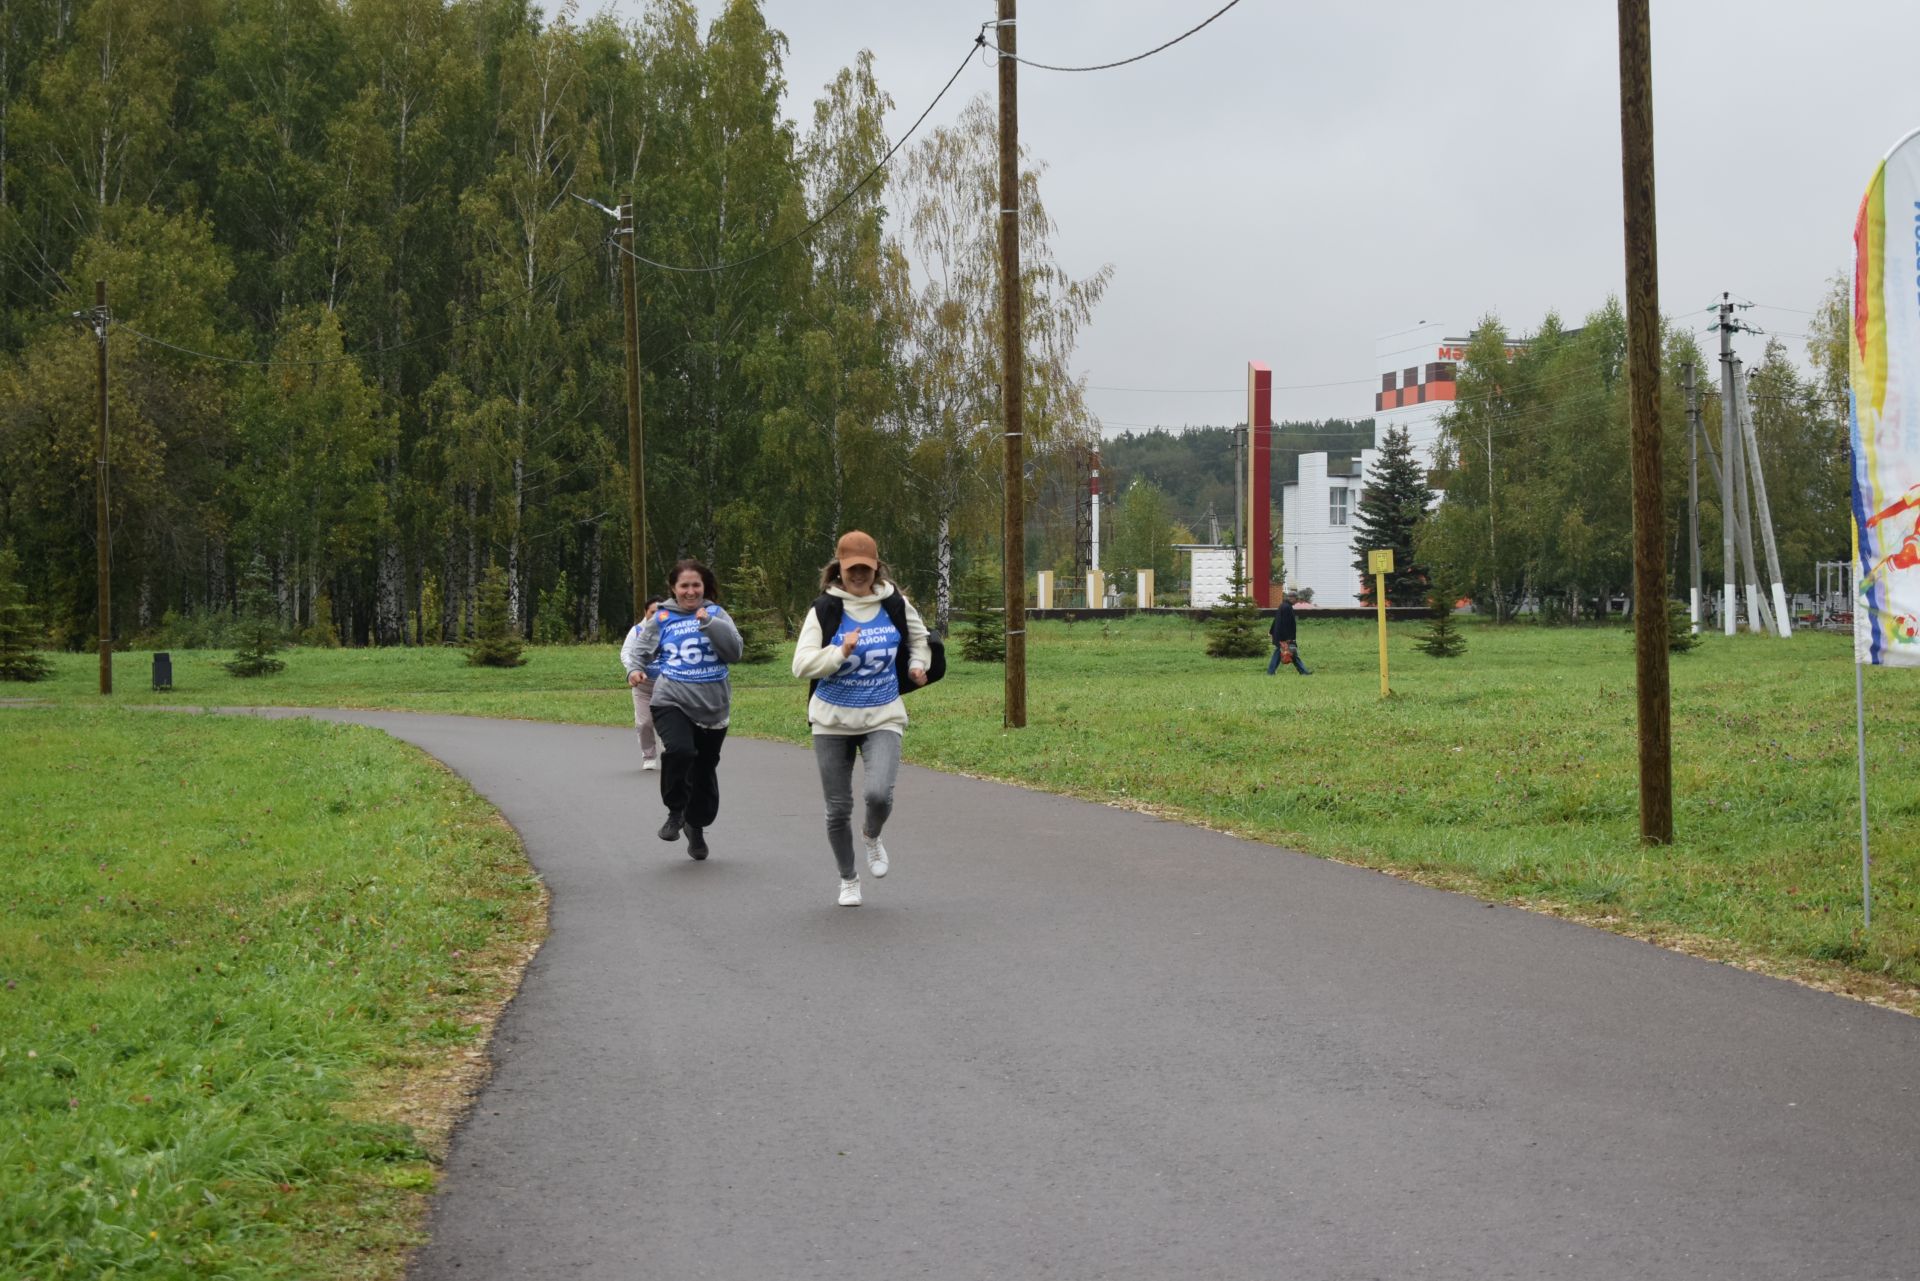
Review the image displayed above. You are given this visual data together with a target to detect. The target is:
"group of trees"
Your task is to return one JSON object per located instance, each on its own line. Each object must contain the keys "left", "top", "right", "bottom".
{"left": 0, "top": 0, "right": 1109, "bottom": 650}
{"left": 1355, "top": 289, "right": 1849, "bottom": 621}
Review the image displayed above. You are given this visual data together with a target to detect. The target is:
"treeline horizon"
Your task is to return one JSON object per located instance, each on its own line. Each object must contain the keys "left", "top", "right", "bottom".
{"left": 0, "top": 0, "right": 1112, "bottom": 648}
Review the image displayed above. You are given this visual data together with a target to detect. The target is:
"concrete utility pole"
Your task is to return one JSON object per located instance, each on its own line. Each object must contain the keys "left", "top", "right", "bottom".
{"left": 1716, "top": 297, "right": 1740, "bottom": 635}
{"left": 1685, "top": 362, "right": 1702, "bottom": 632}
{"left": 1727, "top": 354, "right": 1773, "bottom": 635}
{"left": 1233, "top": 425, "right": 1243, "bottom": 550}
{"left": 1617, "top": 0, "right": 1672, "bottom": 844}
{"left": 996, "top": 0, "right": 1027, "bottom": 729}
{"left": 1734, "top": 366, "right": 1792, "bottom": 637}
{"left": 1089, "top": 450, "right": 1101, "bottom": 572}
{"left": 1485, "top": 414, "right": 1499, "bottom": 621}
{"left": 94, "top": 280, "right": 111, "bottom": 695}
{"left": 619, "top": 196, "right": 647, "bottom": 618}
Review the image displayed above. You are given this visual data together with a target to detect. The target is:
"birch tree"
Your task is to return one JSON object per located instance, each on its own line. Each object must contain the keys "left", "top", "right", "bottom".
{"left": 896, "top": 93, "right": 1110, "bottom": 628}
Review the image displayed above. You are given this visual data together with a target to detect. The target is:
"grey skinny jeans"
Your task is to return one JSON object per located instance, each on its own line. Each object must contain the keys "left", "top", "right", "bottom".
{"left": 812, "top": 730, "right": 902, "bottom": 879}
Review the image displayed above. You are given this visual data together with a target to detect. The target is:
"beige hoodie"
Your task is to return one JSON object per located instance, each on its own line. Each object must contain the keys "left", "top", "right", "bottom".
{"left": 790, "top": 581, "right": 933, "bottom": 736}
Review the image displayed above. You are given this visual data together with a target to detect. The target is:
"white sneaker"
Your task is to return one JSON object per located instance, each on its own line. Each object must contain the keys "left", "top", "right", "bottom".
{"left": 837, "top": 876, "right": 862, "bottom": 907}
{"left": 641, "top": 756, "right": 659, "bottom": 772}
{"left": 864, "top": 835, "right": 889, "bottom": 878}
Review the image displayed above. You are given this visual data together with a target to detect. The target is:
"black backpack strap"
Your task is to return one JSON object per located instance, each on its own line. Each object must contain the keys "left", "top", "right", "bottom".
{"left": 880, "top": 589, "right": 908, "bottom": 634}
{"left": 807, "top": 594, "right": 845, "bottom": 699}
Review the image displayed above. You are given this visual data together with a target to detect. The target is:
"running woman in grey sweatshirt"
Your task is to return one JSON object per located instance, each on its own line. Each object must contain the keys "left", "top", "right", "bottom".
{"left": 628, "top": 559, "right": 743, "bottom": 861}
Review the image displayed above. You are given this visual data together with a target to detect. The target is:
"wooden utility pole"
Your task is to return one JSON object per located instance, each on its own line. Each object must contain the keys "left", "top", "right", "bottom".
{"left": 997, "top": 0, "right": 1027, "bottom": 729}
{"left": 94, "top": 280, "right": 112, "bottom": 695}
{"left": 619, "top": 196, "right": 647, "bottom": 618}
{"left": 1617, "top": 0, "right": 1672, "bottom": 844}
{"left": 1684, "top": 363, "right": 1701, "bottom": 632}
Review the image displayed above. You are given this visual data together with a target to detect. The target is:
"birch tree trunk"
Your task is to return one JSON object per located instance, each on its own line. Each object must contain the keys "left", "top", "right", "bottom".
{"left": 935, "top": 504, "right": 953, "bottom": 633}
{"left": 509, "top": 455, "right": 524, "bottom": 634}
{"left": 465, "top": 484, "right": 478, "bottom": 640}
{"left": 585, "top": 524, "right": 602, "bottom": 641}
{"left": 376, "top": 537, "right": 405, "bottom": 645}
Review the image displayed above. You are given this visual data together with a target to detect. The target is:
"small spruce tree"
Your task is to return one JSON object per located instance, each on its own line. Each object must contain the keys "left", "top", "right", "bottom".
{"left": 1413, "top": 587, "right": 1467, "bottom": 659}
{"left": 225, "top": 554, "right": 287, "bottom": 677}
{"left": 0, "top": 546, "right": 52, "bottom": 682}
{"left": 959, "top": 560, "right": 1005, "bottom": 663}
{"left": 1351, "top": 425, "right": 1435, "bottom": 606}
{"left": 467, "top": 565, "right": 527, "bottom": 667}
{"left": 727, "top": 555, "right": 783, "bottom": 664}
{"left": 1667, "top": 598, "right": 1701, "bottom": 653}
{"left": 533, "top": 571, "right": 575, "bottom": 645}
{"left": 1205, "top": 549, "right": 1268, "bottom": 658}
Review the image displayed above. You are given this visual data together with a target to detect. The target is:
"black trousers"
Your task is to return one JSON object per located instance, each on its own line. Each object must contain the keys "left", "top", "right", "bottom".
{"left": 651, "top": 705, "right": 727, "bottom": 829}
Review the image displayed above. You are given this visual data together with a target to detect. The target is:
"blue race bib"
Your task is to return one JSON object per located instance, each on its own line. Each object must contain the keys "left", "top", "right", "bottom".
{"left": 655, "top": 609, "right": 727, "bottom": 684}
{"left": 816, "top": 610, "right": 901, "bottom": 708}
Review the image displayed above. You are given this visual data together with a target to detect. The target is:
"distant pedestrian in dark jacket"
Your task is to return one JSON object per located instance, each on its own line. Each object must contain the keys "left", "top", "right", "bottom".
{"left": 1267, "top": 591, "right": 1311, "bottom": 675}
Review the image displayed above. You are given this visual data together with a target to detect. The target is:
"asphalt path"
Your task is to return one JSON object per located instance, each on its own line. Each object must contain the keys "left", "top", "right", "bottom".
{"left": 253, "top": 710, "right": 1918, "bottom": 1280}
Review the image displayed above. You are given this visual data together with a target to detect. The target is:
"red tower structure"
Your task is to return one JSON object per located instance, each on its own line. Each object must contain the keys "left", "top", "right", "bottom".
{"left": 1246, "top": 362, "right": 1273, "bottom": 606}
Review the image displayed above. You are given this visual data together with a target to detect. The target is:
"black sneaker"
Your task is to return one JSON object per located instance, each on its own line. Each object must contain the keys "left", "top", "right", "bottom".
{"left": 658, "top": 811, "right": 685, "bottom": 842}
{"left": 686, "top": 826, "right": 709, "bottom": 861}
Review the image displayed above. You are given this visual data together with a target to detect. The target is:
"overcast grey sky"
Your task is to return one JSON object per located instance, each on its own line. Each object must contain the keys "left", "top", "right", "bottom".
{"left": 592, "top": 1, "right": 1910, "bottom": 431}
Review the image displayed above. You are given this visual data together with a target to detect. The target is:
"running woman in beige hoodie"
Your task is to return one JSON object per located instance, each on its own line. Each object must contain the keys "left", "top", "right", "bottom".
{"left": 790, "top": 531, "right": 932, "bottom": 906}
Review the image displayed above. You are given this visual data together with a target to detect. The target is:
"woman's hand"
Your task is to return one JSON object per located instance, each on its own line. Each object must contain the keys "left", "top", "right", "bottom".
{"left": 628, "top": 670, "right": 645, "bottom": 688}
{"left": 839, "top": 627, "right": 861, "bottom": 658}
{"left": 908, "top": 665, "right": 928, "bottom": 687}
{"left": 695, "top": 606, "right": 710, "bottom": 624}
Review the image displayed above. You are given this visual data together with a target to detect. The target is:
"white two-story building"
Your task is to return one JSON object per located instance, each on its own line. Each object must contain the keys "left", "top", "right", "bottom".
{"left": 1279, "top": 327, "right": 1478, "bottom": 606}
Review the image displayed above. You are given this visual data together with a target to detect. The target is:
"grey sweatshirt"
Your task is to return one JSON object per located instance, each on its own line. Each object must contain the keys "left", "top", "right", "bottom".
{"left": 630, "top": 599, "right": 744, "bottom": 728}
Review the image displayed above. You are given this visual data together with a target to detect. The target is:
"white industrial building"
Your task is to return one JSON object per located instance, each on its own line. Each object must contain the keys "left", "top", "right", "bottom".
{"left": 1279, "top": 326, "right": 1471, "bottom": 606}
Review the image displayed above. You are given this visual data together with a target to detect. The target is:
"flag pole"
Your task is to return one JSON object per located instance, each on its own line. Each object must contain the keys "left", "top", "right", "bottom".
{"left": 1855, "top": 657, "right": 1872, "bottom": 929}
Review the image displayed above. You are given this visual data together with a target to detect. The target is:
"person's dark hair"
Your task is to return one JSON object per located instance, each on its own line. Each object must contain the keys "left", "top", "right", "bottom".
{"left": 669, "top": 559, "right": 719, "bottom": 604}
{"left": 819, "top": 558, "right": 893, "bottom": 593}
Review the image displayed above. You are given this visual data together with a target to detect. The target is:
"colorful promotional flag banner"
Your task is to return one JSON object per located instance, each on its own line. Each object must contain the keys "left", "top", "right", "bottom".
{"left": 1851, "top": 126, "right": 1920, "bottom": 666}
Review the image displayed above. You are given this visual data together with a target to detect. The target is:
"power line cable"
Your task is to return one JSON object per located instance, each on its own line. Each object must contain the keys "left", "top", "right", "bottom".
{"left": 1001, "top": 0, "right": 1245, "bottom": 73}
{"left": 1086, "top": 376, "right": 1375, "bottom": 394}
{"left": 617, "top": 38, "right": 979, "bottom": 277}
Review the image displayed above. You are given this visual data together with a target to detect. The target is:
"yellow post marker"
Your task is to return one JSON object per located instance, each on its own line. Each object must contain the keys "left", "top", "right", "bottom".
{"left": 1368, "top": 548, "right": 1394, "bottom": 697}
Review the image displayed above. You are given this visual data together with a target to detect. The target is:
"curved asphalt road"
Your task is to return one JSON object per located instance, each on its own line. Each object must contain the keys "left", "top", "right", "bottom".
{"left": 263, "top": 710, "right": 1917, "bottom": 1280}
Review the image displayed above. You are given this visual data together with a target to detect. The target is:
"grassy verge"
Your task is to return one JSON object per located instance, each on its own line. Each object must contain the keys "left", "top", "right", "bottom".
{"left": 16, "top": 615, "right": 1920, "bottom": 1005}
{"left": 0, "top": 708, "right": 544, "bottom": 1279}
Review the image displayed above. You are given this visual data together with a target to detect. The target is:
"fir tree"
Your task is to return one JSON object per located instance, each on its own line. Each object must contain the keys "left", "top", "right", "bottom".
{"left": 958, "top": 560, "right": 1004, "bottom": 663}
{"left": 225, "top": 554, "right": 287, "bottom": 678}
{"left": 1413, "top": 588, "right": 1467, "bottom": 659}
{"left": 0, "top": 546, "right": 51, "bottom": 682}
{"left": 1351, "top": 425, "right": 1434, "bottom": 606}
{"left": 1667, "top": 598, "right": 1701, "bottom": 654}
{"left": 727, "top": 556, "right": 784, "bottom": 664}
{"left": 1205, "top": 550, "right": 1267, "bottom": 658}
{"left": 467, "top": 566, "right": 526, "bottom": 668}
{"left": 533, "top": 571, "right": 574, "bottom": 645}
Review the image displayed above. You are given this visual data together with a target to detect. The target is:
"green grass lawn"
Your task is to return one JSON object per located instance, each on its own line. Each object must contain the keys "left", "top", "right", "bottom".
{"left": 0, "top": 708, "right": 542, "bottom": 1279}
{"left": 14, "top": 615, "right": 1920, "bottom": 1008}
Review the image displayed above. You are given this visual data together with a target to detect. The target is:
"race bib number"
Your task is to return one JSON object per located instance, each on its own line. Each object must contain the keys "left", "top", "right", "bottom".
{"left": 655, "top": 610, "right": 727, "bottom": 683}
{"left": 816, "top": 611, "right": 902, "bottom": 708}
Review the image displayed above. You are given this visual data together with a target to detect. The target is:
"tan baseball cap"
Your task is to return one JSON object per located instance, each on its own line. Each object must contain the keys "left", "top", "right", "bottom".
{"left": 835, "top": 530, "right": 879, "bottom": 571}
